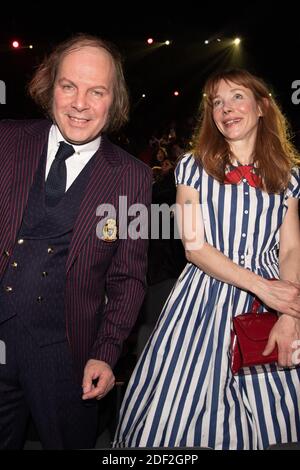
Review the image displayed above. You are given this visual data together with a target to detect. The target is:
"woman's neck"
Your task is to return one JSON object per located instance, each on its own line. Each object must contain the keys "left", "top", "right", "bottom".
{"left": 230, "top": 156, "right": 253, "bottom": 166}
{"left": 229, "top": 143, "right": 254, "bottom": 165}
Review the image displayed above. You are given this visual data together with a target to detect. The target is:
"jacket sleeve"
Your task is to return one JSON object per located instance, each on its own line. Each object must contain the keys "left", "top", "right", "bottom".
{"left": 90, "top": 165, "right": 152, "bottom": 367}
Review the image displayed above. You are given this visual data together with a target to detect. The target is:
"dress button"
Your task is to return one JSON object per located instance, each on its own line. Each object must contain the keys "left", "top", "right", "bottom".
{"left": 17, "top": 239, "right": 24, "bottom": 245}
{"left": 244, "top": 210, "right": 248, "bottom": 214}
{"left": 240, "top": 260, "right": 245, "bottom": 265}
{"left": 245, "top": 192, "right": 249, "bottom": 195}
{"left": 242, "top": 233, "right": 246, "bottom": 238}
{"left": 42, "top": 271, "right": 48, "bottom": 277}
{"left": 5, "top": 286, "right": 13, "bottom": 292}
{"left": 243, "top": 178, "right": 247, "bottom": 183}
{"left": 37, "top": 296, "right": 43, "bottom": 303}
{"left": 11, "top": 261, "right": 18, "bottom": 268}
{"left": 240, "top": 254, "right": 245, "bottom": 259}
{"left": 3, "top": 250, "right": 10, "bottom": 257}
{"left": 47, "top": 247, "right": 54, "bottom": 254}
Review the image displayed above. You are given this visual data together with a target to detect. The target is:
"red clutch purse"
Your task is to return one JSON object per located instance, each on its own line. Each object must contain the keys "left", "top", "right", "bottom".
{"left": 230, "top": 298, "right": 278, "bottom": 374}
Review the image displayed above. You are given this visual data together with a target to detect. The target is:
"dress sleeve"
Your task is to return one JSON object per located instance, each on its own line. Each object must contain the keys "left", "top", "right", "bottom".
{"left": 284, "top": 167, "right": 300, "bottom": 203}
{"left": 175, "top": 153, "right": 201, "bottom": 191}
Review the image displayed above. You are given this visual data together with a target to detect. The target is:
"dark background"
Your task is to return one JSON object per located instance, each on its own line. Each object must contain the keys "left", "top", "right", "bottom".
{"left": 0, "top": 1, "right": 299, "bottom": 150}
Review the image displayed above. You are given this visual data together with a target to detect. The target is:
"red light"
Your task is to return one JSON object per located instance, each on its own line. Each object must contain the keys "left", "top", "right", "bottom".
{"left": 12, "top": 41, "right": 20, "bottom": 48}
{"left": 174, "top": 91, "right": 179, "bottom": 96}
{"left": 147, "top": 38, "right": 154, "bottom": 45}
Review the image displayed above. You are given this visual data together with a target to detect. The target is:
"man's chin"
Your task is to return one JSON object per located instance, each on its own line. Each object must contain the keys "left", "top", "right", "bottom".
{"left": 62, "top": 131, "right": 100, "bottom": 146}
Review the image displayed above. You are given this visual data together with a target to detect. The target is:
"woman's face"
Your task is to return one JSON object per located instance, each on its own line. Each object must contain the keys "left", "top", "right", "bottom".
{"left": 161, "top": 159, "right": 173, "bottom": 173}
{"left": 156, "top": 149, "right": 166, "bottom": 162}
{"left": 212, "top": 79, "right": 262, "bottom": 145}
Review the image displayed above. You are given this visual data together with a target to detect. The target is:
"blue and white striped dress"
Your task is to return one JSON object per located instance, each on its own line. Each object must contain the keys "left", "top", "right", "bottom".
{"left": 113, "top": 154, "right": 300, "bottom": 450}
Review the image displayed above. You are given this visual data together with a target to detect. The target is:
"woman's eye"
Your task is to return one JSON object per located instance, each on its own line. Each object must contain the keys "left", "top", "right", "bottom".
{"left": 213, "top": 99, "right": 222, "bottom": 108}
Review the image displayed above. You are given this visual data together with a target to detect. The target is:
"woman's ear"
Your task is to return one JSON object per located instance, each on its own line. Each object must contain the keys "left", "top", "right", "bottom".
{"left": 258, "top": 97, "right": 270, "bottom": 116}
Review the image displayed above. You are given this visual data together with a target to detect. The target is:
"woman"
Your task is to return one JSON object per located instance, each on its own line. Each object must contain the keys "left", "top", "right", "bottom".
{"left": 113, "top": 69, "right": 300, "bottom": 449}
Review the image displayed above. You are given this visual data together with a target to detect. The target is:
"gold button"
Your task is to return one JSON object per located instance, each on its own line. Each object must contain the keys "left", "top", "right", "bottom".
{"left": 3, "top": 250, "right": 10, "bottom": 257}
{"left": 42, "top": 271, "right": 48, "bottom": 277}
{"left": 37, "top": 296, "right": 43, "bottom": 303}
{"left": 11, "top": 261, "right": 18, "bottom": 268}
{"left": 17, "top": 239, "right": 24, "bottom": 245}
{"left": 47, "top": 247, "right": 54, "bottom": 254}
{"left": 5, "top": 286, "right": 13, "bottom": 292}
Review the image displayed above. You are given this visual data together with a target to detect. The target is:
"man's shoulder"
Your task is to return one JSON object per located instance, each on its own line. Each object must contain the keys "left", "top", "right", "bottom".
{"left": 104, "top": 137, "right": 152, "bottom": 178}
{"left": 0, "top": 118, "right": 51, "bottom": 136}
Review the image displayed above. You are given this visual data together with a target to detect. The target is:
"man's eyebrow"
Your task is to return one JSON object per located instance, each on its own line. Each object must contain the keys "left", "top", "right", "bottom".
{"left": 57, "top": 77, "right": 76, "bottom": 86}
{"left": 58, "top": 78, "right": 109, "bottom": 91}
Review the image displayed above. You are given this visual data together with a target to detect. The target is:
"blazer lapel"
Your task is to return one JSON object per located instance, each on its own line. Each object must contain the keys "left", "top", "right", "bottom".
{"left": 10, "top": 122, "right": 51, "bottom": 242}
{"left": 66, "top": 136, "right": 128, "bottom": 273}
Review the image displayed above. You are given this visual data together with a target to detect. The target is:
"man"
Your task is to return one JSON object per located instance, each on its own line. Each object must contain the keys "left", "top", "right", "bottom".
{"left": 0, "top": 34, "right": 152, "bottom": 449}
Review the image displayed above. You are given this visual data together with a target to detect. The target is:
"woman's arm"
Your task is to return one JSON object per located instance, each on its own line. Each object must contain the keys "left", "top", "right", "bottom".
{"left": 176, "top": 184, "right": 300, "bottom": 317}
{"left": 279, "top": 197, "right": 300, "bottom": 283}
{"left": 263, "top": 197, "right": 300, "bottom": 366}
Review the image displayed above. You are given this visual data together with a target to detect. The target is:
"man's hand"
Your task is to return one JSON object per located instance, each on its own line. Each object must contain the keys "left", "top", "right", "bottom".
{"left": 82, "top": 359, "right": 115, "bottom": 401}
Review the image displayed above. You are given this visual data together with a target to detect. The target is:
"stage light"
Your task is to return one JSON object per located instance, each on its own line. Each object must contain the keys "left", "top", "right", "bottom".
{"left": 142, "top": 94, "right": 146, "bottom": 98}
{"left": 29, "top": 45, "right": 33, "bottom": 49}
{"left": 164, "top": 40, "right": 171, "bottom": 45}
{"left": 174, "top": 91, "right": 179, "bottom": 97}
{"left": 12, "top": 40, "right": 20, "bottom": 48}
{"left": 233, "top": 38, "right": 241, "bottom": 46}
{"left": 204, "top": 40, "right": 209, "bottom": 45}
{"left": 147, "top": 38, "right": 154, "bottom": 45}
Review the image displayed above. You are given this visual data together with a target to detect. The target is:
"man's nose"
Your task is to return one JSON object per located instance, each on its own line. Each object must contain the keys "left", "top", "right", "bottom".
{"left": 71, "top": 91, "right": 89, "bottom": 111}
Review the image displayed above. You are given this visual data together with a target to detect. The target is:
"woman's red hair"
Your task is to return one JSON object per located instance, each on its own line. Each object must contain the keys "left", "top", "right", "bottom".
{"left": 192, "top": 69, "right": 300, "bottom": 193}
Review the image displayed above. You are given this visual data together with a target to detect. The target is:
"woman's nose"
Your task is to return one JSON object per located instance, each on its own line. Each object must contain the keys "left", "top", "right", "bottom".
{"left": 222, "top": 102, "right": 233, "bottom": 114}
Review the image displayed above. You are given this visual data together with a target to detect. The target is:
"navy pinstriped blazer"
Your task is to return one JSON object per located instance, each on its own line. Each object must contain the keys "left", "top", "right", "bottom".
{"left": 0, "top": 119, "right": 152, "bottom": 376}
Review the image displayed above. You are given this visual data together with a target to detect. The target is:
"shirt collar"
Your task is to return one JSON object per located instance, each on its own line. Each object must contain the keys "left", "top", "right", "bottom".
{"left": 52, "top": 124, "right": 101, "bottom": 155}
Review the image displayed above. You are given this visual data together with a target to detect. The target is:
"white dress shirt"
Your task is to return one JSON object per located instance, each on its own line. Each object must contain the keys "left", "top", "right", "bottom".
{"left": 45, "top": 125, "right": 101, "bottom": 190}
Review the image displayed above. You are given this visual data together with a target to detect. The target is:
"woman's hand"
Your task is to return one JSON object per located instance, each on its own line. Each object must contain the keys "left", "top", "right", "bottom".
{"left": 263, "top": 314, "right": 300, "bottom": 367}
{"left": 254, "top": 279, "right": 300, "bottom": 319}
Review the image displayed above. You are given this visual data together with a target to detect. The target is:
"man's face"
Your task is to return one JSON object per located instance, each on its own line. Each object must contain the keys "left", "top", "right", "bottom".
{"left": 52, "top": 46, "right": 114, "bottom": 144}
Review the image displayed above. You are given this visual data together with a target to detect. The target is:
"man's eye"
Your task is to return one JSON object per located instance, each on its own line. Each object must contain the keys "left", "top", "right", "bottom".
{"left": 92, "top": 90, "right": 104, "bottom": 96}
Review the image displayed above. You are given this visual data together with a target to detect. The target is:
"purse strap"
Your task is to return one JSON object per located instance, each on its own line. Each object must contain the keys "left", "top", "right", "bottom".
{"left": 250, "top": 278, "right": 277, "bottom": 314}
{"left": 251, "top": 298, "right": 261, "bottom": 313}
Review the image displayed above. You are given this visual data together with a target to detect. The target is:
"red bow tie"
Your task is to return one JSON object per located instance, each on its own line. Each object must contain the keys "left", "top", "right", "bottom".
{"left": 224, "top": 165, "right": 261, "bottom": 188}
